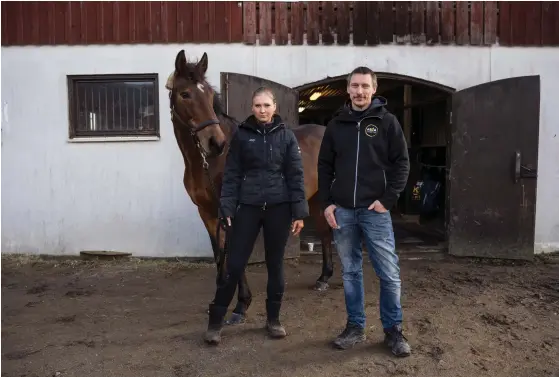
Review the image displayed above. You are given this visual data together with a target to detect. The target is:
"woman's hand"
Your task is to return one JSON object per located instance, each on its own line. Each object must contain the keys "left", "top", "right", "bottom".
{"left": 291, "top": 220, "right": 304, "bottom": 236}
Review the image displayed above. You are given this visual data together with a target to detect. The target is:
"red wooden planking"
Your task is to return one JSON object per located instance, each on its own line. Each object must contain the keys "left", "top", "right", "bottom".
{"left": 541, "top": 1, "right": 559, "bottom": 45}
{"left": 523, "top": 1, "right": 542, "bottom": 45}
{"left": 38, "top": 2, "right": 55, "bottom": 44}
{"left": 86, "top": 1, "right": 103, "bottom": 44}
{"left": 366, "top": 2, "right": 380, "bottom": 45}
{"left": 258, "top": 2, "right": 272, "bottom": 45}
{"left": 68, "top": 1, "right": 82, "bottom": 45}
{"left": 394, "top": 1, "right": 410, "bottom": 44}
{"left": 455, "top": 1, "right": 469, "bottom": 45}
{"left": 321, "top": 1, "right": 335, "bottom": 45}
{"left": 290, "top": 2, "right": 304, "bottom": 45}
{"left": 120, "top": 2, "right": 134, "bottom": 44}
{"left": 510, "top": 1, "right": 528, "bottom": 46}
{"left": 410, "top": 1, "right": 425, "bottom": 44}
{"left": 14, "top": 1, "right": 26, "bottom": 45}
{"left": 150, "top": 2, "right": 163, "bottom": 43}
{"left": 191, "top": 2, "right": 200, "bottom": 42}
{"left": 207, "top": 1, "right": 216, "bottom": 44}
{"left": 378, "top": 1, "right": 394, "bottom": 44}
{"left": 28, "top": 2, "right": 40, "bottom": 45}
{"left": 306, "top": 1, "right": 320, "bottom": 45}
{"left": 483, "top": 1, "right": 497, "bottom": 45}
{"left": 352, "top": 1, "right": 368, "bottom": 46}
{"left": 164, "top": 1, "right": 177, "bottom": 43}
{"left": 177, "top": 1, "right": 193, "bottom": 42}
{"left": 498, "top": 1, "right": 512, "bottom": 45}
{"left": 194, "top": 1, "right": 210, "bottom": 43}
{"left": 229, "top": 1, "right": 243, "bottom": 42}
{"left": 335, "top": 1, "right": 350, "bottom": 45}
{"left": 440, "top": 1, "right": 454, "bottom": 44}
{"left": 470, "top": 1, "right": 483, "bottom": 45}
{"left": 275, "top": 2, "right": 289, "bottom": 45}
{"left": 101, "top": 2, "right": 116, "bottom": 44}
{"left": 213, "top": 1, "right": 228, "bottom": 43}
{"left": 1, "top": 2, "right": 11, "bottom": 45}
{"left": 2, "top": 1, "right": 22, "bottom": 45}
{"left": 243, "top": 2, "right": 257, "bottom": 44}
{"left": 425, "top": 1, "right": 438, "bottom": 45}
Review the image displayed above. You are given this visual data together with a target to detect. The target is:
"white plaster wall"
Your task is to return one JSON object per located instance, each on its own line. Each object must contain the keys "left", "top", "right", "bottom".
{"left": 2, "top": 43, "right": 558, "bottom": 257}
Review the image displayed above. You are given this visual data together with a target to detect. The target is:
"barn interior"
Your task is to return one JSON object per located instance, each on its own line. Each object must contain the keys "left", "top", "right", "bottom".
{"left": 296, "top": 75, "right": 452, "bottom": 254}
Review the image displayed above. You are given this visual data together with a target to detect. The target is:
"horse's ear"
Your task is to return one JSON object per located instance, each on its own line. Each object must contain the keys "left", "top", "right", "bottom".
{"left": 197, "top": 52, "right": 208, "bottom": 74}
{"left": 175, "top": 49, "right": 187, "bottom": 76}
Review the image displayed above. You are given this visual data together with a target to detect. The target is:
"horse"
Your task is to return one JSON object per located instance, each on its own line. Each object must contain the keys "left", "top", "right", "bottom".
{"left": 167, "top": 49, "right": 335, "bottom": 325}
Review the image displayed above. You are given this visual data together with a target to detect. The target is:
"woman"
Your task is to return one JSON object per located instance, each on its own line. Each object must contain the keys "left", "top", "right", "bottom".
{"left": 204, "top": 87, "right": 308, "bottom": 345}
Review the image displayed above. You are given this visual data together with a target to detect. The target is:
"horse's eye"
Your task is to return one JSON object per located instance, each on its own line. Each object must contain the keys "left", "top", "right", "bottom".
{"left": 180, "top": 91, "right": 190, "bottom": 99}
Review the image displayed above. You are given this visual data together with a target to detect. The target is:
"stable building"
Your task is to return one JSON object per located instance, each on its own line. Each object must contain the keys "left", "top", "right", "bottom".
{"left": 1, "top": 1, "right": 558, "bottom": 260}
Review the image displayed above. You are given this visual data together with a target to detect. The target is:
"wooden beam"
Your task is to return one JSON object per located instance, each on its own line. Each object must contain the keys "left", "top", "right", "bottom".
{"left": 403, "top": 84, "right": 412, "bottom": 146}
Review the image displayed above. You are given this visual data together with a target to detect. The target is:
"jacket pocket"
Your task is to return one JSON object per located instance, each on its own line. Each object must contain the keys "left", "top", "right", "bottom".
{"left": 360, "top": 170, "right": 386, "bottom": 199}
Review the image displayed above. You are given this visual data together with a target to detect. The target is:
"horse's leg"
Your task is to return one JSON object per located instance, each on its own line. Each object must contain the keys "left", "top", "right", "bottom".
{"left": 308, "top": 195, "right": 335, "bottom": 291}
{"left": 314, "top": 213, "right": 334, "bottom": 291}
{"left": 226, "top": 270, "right": 253, "bottom": 325}
{"left": 201, "top": 210, "right": 252, "bottom": 325}
{"left": 198, "top": 211, "right": 248, "bottom": 316}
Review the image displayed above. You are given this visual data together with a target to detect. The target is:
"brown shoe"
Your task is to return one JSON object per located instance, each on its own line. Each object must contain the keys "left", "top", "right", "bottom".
{"left": 266, "top": 319, "right": 286, "bottom": 338}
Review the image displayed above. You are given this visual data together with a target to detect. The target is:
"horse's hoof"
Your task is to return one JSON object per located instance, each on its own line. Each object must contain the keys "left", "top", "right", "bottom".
{"left": 314, "top": 281, "right": 329, "bottom": 291}
{"left": 225, "top": 312, "right": 246, "bottom": 325}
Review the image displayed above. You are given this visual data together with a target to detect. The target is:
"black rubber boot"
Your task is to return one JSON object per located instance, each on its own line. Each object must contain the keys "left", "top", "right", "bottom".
{"left": 203, "top": 303, "right": 227, "bottom": 345}
{"left": 265, "top": 299, "right": 286, "bottom": 338}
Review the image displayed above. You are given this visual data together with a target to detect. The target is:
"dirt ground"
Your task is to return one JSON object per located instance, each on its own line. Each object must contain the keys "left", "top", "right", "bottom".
{"left": 2, "top": 252, "right": 558, "bottom": 377}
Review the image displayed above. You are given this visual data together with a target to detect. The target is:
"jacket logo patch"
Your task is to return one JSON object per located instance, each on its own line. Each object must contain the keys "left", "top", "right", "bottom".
{"left": 365, "top": 124, "right": 378, "bottom": 138}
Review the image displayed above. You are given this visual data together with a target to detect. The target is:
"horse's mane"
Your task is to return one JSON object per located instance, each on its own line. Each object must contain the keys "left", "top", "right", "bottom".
{"left": 169, "top": 58, "right": 240, "bottom": 132}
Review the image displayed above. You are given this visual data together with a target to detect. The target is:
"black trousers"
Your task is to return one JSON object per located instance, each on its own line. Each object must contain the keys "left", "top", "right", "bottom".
{"left": 212, "top": 202, "right": 292, "bottom": 319}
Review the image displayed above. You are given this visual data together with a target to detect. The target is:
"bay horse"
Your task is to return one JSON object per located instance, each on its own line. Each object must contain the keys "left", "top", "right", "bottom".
{"left": 168, "top": 49, "right": 334, "bottom": 325}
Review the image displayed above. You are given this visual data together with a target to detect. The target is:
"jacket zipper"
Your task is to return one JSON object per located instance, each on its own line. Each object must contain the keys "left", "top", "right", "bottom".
{"left": 252, "top": 124, "right": 281, "bottom": 211}
{"left": 383, "top": 170, "right": 387, "bottom": 190}
{"left": 353, "top": 115, "right": 382, "bottom": 208}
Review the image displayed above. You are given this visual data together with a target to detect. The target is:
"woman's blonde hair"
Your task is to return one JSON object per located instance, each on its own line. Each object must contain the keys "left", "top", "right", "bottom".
{"left": 252, "top": 86, "right": 276, "bottom": 104}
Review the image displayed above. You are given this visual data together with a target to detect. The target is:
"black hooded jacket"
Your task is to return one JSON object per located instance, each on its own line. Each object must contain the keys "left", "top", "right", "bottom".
{"left": 220, "top": 114, "right": 309, "bottom": 220}
{"left": 317, "top": 96, "right": 410, "bottom": 211}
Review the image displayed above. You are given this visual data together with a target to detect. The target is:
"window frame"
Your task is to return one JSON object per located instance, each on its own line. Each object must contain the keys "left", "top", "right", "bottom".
{"left": 67, "top": 73, "right": 160, "bottom": 139}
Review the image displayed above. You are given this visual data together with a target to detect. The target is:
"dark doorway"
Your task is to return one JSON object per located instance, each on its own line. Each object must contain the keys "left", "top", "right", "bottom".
{"left": 295, "top": 73, "right": 455, "bottom": 253}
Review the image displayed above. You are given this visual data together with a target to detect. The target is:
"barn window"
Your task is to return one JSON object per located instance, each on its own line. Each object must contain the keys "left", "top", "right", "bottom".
{"left": 67, "top": 74, "right": 160, "bottom": 139}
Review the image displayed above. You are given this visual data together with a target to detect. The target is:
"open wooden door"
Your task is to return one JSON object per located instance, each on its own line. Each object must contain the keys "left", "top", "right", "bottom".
{"left": 220, "top": 72, "right": 301, "bottom": 264}
{"left": 448, "top": 75, "right": 540, "bottom": 260}
{"left": 221, "top": 72, "right": 299, "bottom": 127}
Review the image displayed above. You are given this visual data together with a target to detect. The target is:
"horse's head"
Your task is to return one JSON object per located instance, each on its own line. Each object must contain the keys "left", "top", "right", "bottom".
{"left": 168, "top": 50, "right": 226, "bottom": 158}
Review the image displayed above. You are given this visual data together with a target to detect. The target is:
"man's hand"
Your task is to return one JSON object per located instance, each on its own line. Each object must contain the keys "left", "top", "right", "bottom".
{"left": 292, "top": 220, "right": 304, "bottom": 236}
{"left": 368, "top": 200, "right": 388, "bottom": 213}
{"left": 324, "top": 204, "right": 339, "bottom": 229}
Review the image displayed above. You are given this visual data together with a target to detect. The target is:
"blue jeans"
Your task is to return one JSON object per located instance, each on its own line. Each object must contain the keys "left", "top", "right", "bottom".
{"left": 333, "top": 206, "right": 403, "bottom": 330}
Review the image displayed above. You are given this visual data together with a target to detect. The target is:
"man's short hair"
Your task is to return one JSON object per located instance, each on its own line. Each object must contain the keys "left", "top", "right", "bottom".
{"left": 347, "top": 66, "right": 378, "bottom": 90}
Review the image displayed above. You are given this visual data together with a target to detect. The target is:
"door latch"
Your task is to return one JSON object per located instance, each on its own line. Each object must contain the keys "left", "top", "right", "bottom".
{"left": 514, "top": 151, "right": 537, "bottom": 183}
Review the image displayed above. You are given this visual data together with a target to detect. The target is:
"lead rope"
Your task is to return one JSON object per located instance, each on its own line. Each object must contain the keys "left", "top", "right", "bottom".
{"left": 191, "top": 124, "right": 231, "bottom": 286}
{"left": 170, "top": 94, "right": 232, "bottom": 286}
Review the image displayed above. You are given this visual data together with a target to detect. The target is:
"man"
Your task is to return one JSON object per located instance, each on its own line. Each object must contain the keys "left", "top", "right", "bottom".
{"left": 317, "top": 66, "right": 411, "bottom": 357}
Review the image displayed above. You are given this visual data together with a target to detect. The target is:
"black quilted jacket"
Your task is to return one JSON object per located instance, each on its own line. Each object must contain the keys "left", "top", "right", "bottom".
{"left": 220, "top": 114, "right": 309, "bottom": 220}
